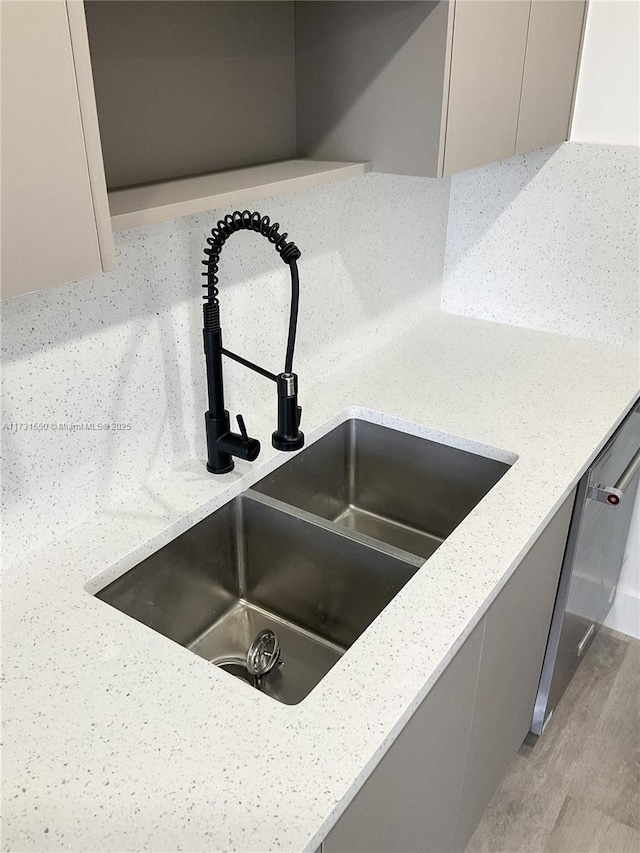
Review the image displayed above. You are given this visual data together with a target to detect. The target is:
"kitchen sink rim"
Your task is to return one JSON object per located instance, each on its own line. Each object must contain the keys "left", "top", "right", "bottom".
{"left": 84, "top": 407, "right": 519, "bottom": 602}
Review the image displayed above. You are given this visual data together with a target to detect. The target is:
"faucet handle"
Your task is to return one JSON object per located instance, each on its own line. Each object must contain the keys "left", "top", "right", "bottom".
{"left": 236, "top": 414, "right": 249, "bottom": 443}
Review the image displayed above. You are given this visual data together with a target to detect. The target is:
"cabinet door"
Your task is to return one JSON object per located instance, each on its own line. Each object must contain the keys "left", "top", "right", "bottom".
{"left": 0, "top": 0, "right": 112, "bottom": 300}
{"left": 515, "top": 1, "right": 587, "bottom": 155}
{"left": 455, "top": 490, "right": 576, "bottom": 847}
{"left": 443, "top": 0, "right": 531, "bottom": 176}
{"left": 324, "top": 621, "right": 484, "bottom": 853}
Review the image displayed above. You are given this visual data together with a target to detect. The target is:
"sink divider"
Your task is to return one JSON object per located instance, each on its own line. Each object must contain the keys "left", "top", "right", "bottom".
{"left": 243, "top": 489, "right": 425, "bottom": 569}
{"left": 234, "top": 496, "right": 249, "bottom": 601}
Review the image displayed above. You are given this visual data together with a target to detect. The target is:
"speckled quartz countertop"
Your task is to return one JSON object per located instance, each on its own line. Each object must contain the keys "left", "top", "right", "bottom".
{"left": 4, "top": 313, "right": 639, "bottom": 853}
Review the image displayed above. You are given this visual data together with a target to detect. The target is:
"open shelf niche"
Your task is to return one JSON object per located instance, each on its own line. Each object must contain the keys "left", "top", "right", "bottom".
{"left": 85, "top": 1, "right": 370, "bottom": 231}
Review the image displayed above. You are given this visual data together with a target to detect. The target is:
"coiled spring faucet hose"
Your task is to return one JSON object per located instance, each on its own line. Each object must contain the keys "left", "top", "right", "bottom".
{"left": 201, "top": 210, "right": 305, "bottom": 473}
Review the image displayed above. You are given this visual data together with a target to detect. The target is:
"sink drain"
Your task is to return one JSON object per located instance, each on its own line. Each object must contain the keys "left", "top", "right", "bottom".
{"left": 211, "top": 629, "right": 282, "bottom": 690}
{"left": 216, "top": 660, "right": 260, "bottom": 688}
{"left": 246, "top": 629, "right": 281, "bottom": 676}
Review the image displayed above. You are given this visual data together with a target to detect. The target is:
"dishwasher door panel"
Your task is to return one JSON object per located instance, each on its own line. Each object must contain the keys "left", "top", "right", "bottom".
{"left": 531, "top": 401, "right": 640, "bottom": 737}
{"left": 577, "top": 409, "right": 640, "bottom": 630}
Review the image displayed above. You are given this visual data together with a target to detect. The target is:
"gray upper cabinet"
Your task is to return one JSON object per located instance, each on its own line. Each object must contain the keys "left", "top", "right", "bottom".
{"left": 443, "top": 0, "right": 531, "bottom": 175}
{"left": 296, "top": 0, "right": 587, "bottom": 177}
{"left": 1, "top": 0, "right": 114, "bottom": 300}
{"left": 515, "top": 0, "right": 588, "bottom": 155}
{"left": 2, "top": 1, "right": 588, "bottom": 299}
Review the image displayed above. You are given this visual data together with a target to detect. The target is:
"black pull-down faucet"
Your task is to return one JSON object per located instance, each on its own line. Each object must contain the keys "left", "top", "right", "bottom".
{"left": 201, "top": 210, "right": 304, "bottom": 474}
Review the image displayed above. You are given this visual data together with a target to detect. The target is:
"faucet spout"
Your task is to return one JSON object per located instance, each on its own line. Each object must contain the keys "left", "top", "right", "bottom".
{"left": 201, "top": 211, "right": 305, "bottom": 474}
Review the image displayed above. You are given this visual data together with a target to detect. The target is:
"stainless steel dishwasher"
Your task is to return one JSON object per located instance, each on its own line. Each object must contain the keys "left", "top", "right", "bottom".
{"left": 531, "top": 399, "right": 640, "bottom": 737}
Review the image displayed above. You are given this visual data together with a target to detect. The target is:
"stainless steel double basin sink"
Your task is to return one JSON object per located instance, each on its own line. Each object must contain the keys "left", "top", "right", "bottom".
{"left": 96, "top": 419, "right": 510, "bottom": 704}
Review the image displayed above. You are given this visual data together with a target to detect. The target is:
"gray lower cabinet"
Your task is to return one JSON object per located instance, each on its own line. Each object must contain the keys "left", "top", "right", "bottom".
{"left": 454, "top": 490, "right": 575, "bottom": 848}
{"left": 324, "top": 621, "right": 484, "bottom": 853}
{"left": 324, "top": 490, "right": 575, "bottom": 853}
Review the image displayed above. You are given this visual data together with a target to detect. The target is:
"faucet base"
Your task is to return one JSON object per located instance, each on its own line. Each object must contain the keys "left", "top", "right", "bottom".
{"left": 207, "top": 460, "right": 235, "bottom": 475}
{"left": 272, "top": 431, "right": 305, "bottom": 452}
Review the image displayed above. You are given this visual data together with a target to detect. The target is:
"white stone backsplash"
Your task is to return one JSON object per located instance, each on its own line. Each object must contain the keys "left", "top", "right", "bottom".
{"left": 1, "top": 174, "right": 450, "bottom": 561}
{"left": 442, "top": 142, "right": 639, "bottom": 348}
{"left": 3, "top": 142, "right": 638, "bottom": 566}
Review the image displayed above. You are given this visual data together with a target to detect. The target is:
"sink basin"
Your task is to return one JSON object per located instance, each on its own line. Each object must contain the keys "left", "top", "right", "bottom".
{"left": 95, "top": 418, "right": 511, "bottom": 704}
{"left": 252, "top": 419, "right": 511, "bottom": 559}
{"left": 96, "top": 493, "right": 418, "bottom": 705}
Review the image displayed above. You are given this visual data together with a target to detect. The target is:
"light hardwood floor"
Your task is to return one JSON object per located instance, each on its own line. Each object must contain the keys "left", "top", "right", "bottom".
{"left": 466, "top": 628, "right": 640, "bottom": 853}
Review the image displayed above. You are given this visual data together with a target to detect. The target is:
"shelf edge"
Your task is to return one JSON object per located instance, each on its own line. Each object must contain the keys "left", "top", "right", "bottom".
{"left": 110, "top": 161, "right": 371, "bottom": 232}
